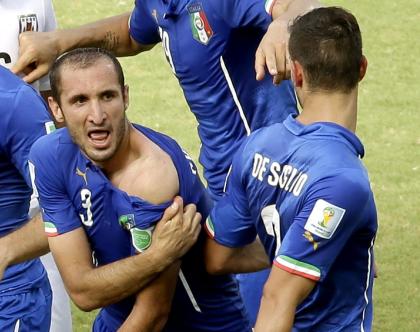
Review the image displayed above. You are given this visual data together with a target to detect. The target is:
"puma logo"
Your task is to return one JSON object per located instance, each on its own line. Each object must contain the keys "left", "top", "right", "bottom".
{"left": 76, "top": 167, "right": 89, "bottom": 186}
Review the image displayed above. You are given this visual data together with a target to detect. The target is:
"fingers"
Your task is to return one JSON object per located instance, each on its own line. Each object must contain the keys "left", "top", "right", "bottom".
{"left": 22, "top": 64, "right": 50, "bottom": 84}
{"left": 160, "top": 196, "right": 183, "bottom": 225}
{"left": 255, "top": 47, "right": 267, "bottom": 81}
{"left": 191, "top": 212, "right": 202, "bottom": 241}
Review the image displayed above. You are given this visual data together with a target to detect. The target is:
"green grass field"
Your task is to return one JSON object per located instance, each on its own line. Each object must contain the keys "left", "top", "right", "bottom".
{"left": 52, "top": 0, "right": 420, "bottom": 330}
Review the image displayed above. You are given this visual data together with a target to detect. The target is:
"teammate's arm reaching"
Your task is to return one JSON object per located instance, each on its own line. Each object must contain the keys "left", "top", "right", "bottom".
{"left": 13, "top": 12, "right": 154, "bottom": 83}
{"left": 255, "top": 0, "right": 322, "bottom": 84}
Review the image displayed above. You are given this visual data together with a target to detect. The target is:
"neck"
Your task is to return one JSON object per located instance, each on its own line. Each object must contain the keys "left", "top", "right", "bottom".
{"left": 296, "top": 87, "right": 359, "bottom": 132}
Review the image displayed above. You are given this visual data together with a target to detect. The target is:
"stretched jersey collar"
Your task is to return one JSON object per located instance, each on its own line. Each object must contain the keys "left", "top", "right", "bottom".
{"left": 163, "top": 0, "right": 189, "bottom": 17}
{"left": 283, "top": 115, "right": 365, "bottom": 158}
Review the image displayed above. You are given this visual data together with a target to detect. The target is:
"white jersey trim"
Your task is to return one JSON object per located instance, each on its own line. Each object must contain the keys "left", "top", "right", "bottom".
{"left": 360, "top": 237, "right": 374, "bottom": 332}
{"left": 179, "top": 269, "right": 202, "bottom": 312}
{"left": 220, "top": 56, "right": 251, "bottom": 136}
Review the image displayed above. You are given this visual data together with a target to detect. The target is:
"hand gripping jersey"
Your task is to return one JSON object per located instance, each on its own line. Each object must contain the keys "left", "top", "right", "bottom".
{"left": 129, "top": 0, "right": 297, "bottom": 199}
{"left": 208, "top": 115, "right": 378, "bottom": 331}
{"left": 30, "top": 124, "right": 251, "bottom": 332}
{"left": 0, "top": 0, "right": 57, "bottom": 91}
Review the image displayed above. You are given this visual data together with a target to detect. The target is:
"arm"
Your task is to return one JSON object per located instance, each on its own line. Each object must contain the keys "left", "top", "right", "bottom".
{"left": 205, "top": 236, "right": 270, "bottom": 275}
{"left": 118, "top": 262, "right": 181, "bottom": 332}
{"left": 118, "top": 203, "right": 199, "bottom": 331}
{"left": 13, "top": 12, "right": 154, "bottom": 83}
{"left": 50, "top": 198, "right": 201, "bottom": 312}
{"left": 255, "top": 0, "right": 321, "bottom": 83}
{"left": 0, "top": 213, "right": 49, "bottom": 280}
{"left": 254, "top": 266, "right": 315, "bottom": 332}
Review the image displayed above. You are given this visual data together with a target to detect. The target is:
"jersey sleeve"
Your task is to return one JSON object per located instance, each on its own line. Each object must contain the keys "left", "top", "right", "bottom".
{"left": 274, "top": 172, "right": 372, "bottom": 282}
{"left": 29, "top": 137, "right": 81, "bottom": 236}
{"left": 206, "top": 143, "right": 256, "bottom": 247}
{"left": 129, "top": 0, "right": 161, "bottom": 45}
{"left": 208, "top": 0, "right": 271, "bottom": 29}
{"left": 2, "top": 84, "right": 52, "bottom": 187}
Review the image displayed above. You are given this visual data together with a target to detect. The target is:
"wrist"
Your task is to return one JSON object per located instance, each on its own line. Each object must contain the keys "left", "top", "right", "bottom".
{"left": 141, "top": 247, "right": 175, "bottom": 273}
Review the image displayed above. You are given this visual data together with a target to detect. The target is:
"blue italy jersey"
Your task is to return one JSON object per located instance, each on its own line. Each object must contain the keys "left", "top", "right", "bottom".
{"left": 30, "top": 124, "right": 251, "bottom": 331}
{"left": 0, "top": 66, "right": 53, "bottom": 294}
{"left": 129, "top": 0, "right": 297, "bottom": 199}
{"left": 208, "top": 115, "right": 377, "bottom": 331}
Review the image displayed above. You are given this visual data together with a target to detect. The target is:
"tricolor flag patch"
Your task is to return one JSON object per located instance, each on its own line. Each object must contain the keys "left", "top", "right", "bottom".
{"left": 187, "top": 2, "right": 213, "bottom": 45}
{"left": 44, "top": 221, "right": 58, "bottom": 237}
{"left": 275, "top": 255, "right": 321, "bottom": 281}
{"left": 265, "top": 0, "right": 276, "bottom": 14}
{"left": 204, "top": 216, "right": 215, "bottom": 238}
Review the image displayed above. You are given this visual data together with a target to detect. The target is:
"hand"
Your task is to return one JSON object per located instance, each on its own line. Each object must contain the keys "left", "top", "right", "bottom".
{"left": 151, "top": 197, "right": 201, "bottom": 261}
{"left": 255, "top": 18, "right": 290, "bottom": 85}
{"left": 12, "top": 31, "right": 60, "bottom": 83}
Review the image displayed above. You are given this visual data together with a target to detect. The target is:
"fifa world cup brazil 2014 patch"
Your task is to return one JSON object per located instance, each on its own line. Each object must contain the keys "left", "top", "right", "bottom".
{"left": 304, "top": 199, "right": 346, "bottom": 239}
{"left": 187, "top": 2, "right": 213, "bottom": 45}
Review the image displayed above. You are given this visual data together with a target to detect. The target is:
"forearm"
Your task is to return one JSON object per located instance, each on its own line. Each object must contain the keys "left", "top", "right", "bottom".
{"left": 69, "top": 249, "right": 176, "bottom": 311}
{"left": 272, "top": 0, "right": 321, "bottom": 21}
{"left": 206, "top": 237, "right": 270, "bottom": 275}
{"left": 53, "top": 13, "right": 151, "bottom": 56}
{"left": 118, "top": 262, "right": 181, "bottom": 332}
{"left": 0, "top": 213, "right": 49, "bottom": 267}
{"left": 254, "top": 292, "right": 295, "bottom": 332}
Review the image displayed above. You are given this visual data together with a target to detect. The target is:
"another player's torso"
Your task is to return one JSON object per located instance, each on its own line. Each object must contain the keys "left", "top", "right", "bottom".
{"left": 0, "top": 67, "right": 48, "bottom": 293}
{"left": 131, "top": 0, "right": 297, "bottom": 197}
{"left": 48, "top": 126, "right": 249, "bottom": 331}
{"left": 241, "top": 117, "right": 376, "bottom": 329}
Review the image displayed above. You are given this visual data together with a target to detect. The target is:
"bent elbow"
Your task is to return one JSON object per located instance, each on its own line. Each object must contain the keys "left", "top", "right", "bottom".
{"left": 70, "top": 292, "right": 100, "bottom": 312}
{"left": 205, "top": 258, "right": 229, "bottom": 275}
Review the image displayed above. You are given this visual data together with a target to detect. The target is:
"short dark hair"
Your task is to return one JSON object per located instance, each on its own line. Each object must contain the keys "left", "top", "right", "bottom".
{"left": 288, "top": 7, "right": 363, "bottom": 92}
{"left": 50, "top": 47, "right": 125, "bottom": 103}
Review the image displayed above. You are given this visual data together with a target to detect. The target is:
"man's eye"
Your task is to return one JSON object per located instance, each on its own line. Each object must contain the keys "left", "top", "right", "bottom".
{"left": 75, "top": 97, "right": 87, "bottom": 104}
{"left": 103, "top": 92, "right": 115, "bottom": 101}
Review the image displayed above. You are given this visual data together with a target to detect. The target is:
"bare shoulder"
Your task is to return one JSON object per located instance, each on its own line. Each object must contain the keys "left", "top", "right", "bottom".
{"left": 114, "top": 132, "right": 179, "bottom": 205}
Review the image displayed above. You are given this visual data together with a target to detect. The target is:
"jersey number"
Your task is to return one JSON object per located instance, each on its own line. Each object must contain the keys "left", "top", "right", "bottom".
{"left": 79, "top": 189, "right": 93, "bottom": 227}
{"left": 261, "top": 205, "right": 281, "bottom": 254}
{"left": 0, "top": 52, "right": 11, "bottom": 65}
{"left": 158, "top": 27, "right": 176, "bottom": 74}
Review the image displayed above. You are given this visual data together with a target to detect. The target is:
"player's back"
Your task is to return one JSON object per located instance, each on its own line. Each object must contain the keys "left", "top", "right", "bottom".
{"left": 239, "top": 116, "right": 377, "bottom": 330}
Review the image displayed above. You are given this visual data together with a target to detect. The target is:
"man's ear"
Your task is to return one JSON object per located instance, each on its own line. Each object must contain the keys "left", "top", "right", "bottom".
{"left": 359, "top": 55, "right": 368, "bottom": 82}
{"left": 48, "top": 96, "right": 65, "bottom": 123}
{"left": 290, "top": 60, "right": 304, "bottom": 88}
{"left": 123, "top": 85, "right": 129, "bottom": 111}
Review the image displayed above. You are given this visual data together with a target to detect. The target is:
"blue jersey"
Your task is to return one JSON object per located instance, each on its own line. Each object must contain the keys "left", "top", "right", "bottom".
{"left": 208, "top": 115, "right": 377, "bottom": 331}
{"left": 0, "top": 66, "right": 53, "bottom": 294}
{"left": 129, "top": 0, "right": 297, "bottom": 199}
{"left": 30, "top": 124, "right": 251, "bottom": 331}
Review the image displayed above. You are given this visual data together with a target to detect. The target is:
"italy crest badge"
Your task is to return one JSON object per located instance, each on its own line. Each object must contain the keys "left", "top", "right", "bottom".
{"left": 187, "top": 2, "right": 213, "bottom": 45}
